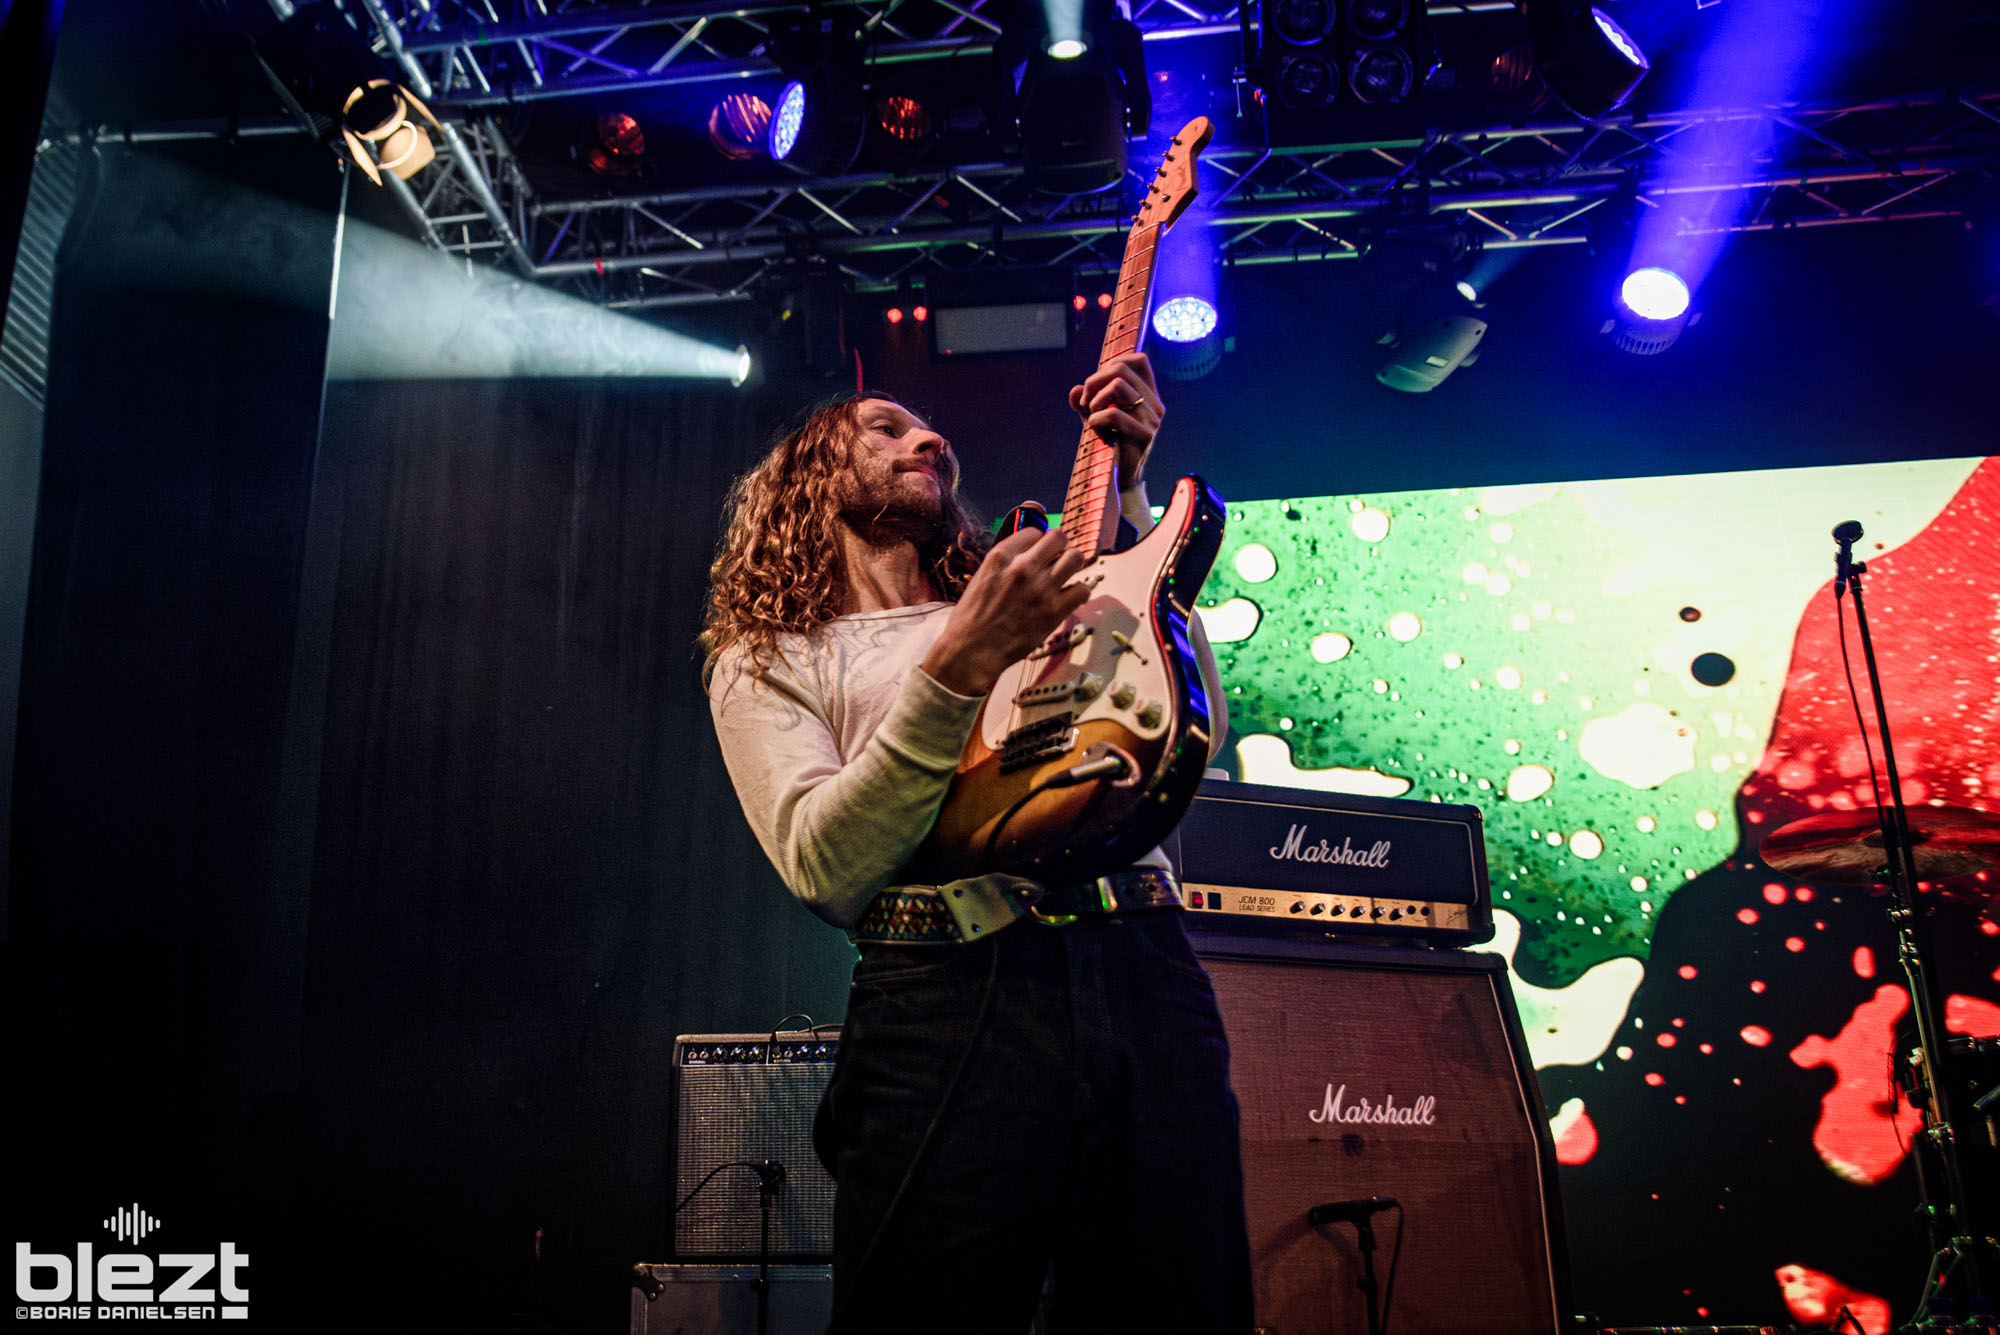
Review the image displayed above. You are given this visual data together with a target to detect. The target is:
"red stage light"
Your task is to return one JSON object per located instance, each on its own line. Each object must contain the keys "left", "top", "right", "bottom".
{"left": 874, "top": 96, "right": 933, "bottom": 142}
{"left": 1072, "top": 294, "right": 1087, "bottom": 311}
{"left": 1096, "top": 292, "right": 1114, "bottom": 309}
{"left": 586, "top": 112, "right": 646, "bottom": 175}
{"left": 886, "top": 307, "right": 905, "bottom": 324}
{"left": 913, "top": 305, "right": 929, "bottom": 323}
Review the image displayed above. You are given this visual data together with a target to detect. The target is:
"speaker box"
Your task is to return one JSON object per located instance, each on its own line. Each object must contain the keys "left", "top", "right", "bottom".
{"left": 629, "top": 1264, "right": 833, "bottom": 1335}
{"left": 1190, "top": 932, "right": 1572, "bottom": 1335}
{"left": 671, "top": 1032, "right": 838, "bottom": 1260}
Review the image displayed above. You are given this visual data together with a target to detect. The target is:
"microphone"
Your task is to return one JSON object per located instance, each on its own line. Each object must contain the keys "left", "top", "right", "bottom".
{"left": 1308, "top": 1196, "right": 1398, "bottom": 1226}
{"left": 1832, "top": 520, "right": 1863, "bottom": 596}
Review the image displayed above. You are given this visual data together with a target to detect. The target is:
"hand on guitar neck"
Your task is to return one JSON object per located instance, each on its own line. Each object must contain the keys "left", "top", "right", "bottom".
{"left": 1068, "top": 351, "right": 1164, "bottom": 504}
{"left": 921, "top": 353, "right": 1167, "bottom": 700}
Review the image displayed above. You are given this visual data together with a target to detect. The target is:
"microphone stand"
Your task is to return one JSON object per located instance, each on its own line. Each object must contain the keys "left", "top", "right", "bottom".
{"left": 748, "top": 1160, "right": 786, "bottom": 1335}
{"left": 1353, "top": 1217, "right": 1384, "bottom": 1335}
{"left": 1840, "top": 536, "right": 1987, "bottom": 1315}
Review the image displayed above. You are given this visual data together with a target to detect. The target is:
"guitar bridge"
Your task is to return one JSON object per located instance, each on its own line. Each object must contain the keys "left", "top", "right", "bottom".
{"left": 999, "top": 712, "right": 1078, "bottom": 774}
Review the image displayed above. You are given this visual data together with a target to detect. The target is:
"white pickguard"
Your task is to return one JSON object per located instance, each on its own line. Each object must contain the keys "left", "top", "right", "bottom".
{"left": 979, "top": 483, "right": 1201, "bottom": 754}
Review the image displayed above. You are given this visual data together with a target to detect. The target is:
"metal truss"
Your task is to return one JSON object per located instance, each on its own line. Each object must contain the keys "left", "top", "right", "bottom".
{"left": 120, "top": 3, "right": 2000, "bottom": 309}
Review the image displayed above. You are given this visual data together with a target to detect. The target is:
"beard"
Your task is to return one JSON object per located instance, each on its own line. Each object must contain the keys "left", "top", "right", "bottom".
{"left": 836, "top": 459, "right": 947, "bottom": 546}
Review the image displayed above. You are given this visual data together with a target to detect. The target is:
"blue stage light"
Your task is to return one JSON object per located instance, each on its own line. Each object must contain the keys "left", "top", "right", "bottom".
{"left": 1152, "top": 296, "right": 1218, "bottom": 343}
{"left": 1620, "top": 267, "right": 1690, "bottom": 321}
{"left": 1047, "top": 37, "right": 1088, "bottom": 58}
{"left": 1590, "top": 8, "right": 1647, "bottom": 70}
{"left": 769, "top": 82, "right": 806, "bottom": 160}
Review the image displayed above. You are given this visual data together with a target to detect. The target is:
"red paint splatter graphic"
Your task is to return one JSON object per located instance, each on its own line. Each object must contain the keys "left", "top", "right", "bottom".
{"left": 1853, "top": 946, "right": 1875, "bottom": 979}
{"left": 1644, "top": 1072, "right": 1665, "bottom": 1086}
{"left": 1947, "top": 993, "right": 2000, "bottom": 1039}
{"left": 1737, "top": 907, "right": 1761, "bottom": 925}
{"left": 1749, "top": 458, "right": 2000, "bottom": 839}
{"left": 1750, "top": 980, "right": 1767, "bottom": 994}
{"left": 1550, "top": 1100, "right": 1598, "bottom": 1165}
{"left": 1657, "top": 1033, "right": 1677, "bottom": 1048}
{"left": 1678, "top": 964, "right": 1698, "bottom": 979}
{"left": 1788, "top": 985, "right": 1923, "bottom": 1184}
{"left": 1775, "top": 1264, "right": 1891, "bottom": 1335}
{"left": 1741, "top": 1025, "right": 1773, "bottom": 1047}
{"left": 1763, "top": 883, "right": 1788, "bottom": 905}
{"left": 1785, "top": 936, "right": 1806, "bottom": 953}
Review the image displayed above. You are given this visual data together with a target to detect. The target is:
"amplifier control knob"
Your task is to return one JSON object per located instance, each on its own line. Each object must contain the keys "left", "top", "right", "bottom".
{"left": 1349, "top": 905, "right": 1366, "bottom": 917}
{"left": 1371, "top": 906, "right": 1386, "bottom": 919}
{"left": 1289, "top": 901, "right": 1305, "bottom": 914}
{"left": 1109, "top": 681, "right": 1137, "bottom": 709}
{"left": 1388, "top": 908, "right": 1404, "bottom": 920}
{"left": 1309, "top": 903, "right": 1326, "bottom": 916}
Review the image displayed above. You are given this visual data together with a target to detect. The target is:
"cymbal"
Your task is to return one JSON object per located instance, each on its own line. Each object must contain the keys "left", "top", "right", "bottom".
{"left": 1760, "top": 806, "right": 2000, "bottom": 885}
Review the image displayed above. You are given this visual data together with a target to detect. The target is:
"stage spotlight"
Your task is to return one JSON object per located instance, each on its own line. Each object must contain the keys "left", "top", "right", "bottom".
{"left": 1529, "top": 1, "right": 1649, "bottom": 120}
{"left": 253, "top": 8, "right": 442, "bottom": 187}
{"left": 1150, "top": 295, "right": 1223, "bottom": 381}
{"left": 1605, "top": 266, "right": 1694, "bottom": 354}
{"left": 1013, "top": 2, "right": 1149, "bottom": 193}
{"left": 583, "top": 111, "right": 646, "bottom": 175}
{"left": 1378, "top": 314, "right": 1485, "bottom": 392}
{"left": 874, "top": 96, "right": 932, "bottom": 142}
{"left": 1048, "top": 38, "right": 1089, "bottom": 58}
{"left": 708, "top": 94, "right": 772, "bottom": 160}
{"left": 769, "top": 82, "right": 807, "bottom": 160}
{"left": 1153, "top": 295, "right": 1219, "bottom": 342}
{"left": 1369, "top": 234, "right": 1484, "bottom": 392}
{"left": 1620, "top": 266, "right": 1689, "bottom": 320}
{"left": 766, "top": 13, "right": 868, "bottom": 174}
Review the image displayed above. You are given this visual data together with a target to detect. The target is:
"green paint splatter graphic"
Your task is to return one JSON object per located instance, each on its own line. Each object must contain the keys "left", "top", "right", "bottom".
{"left": 1199, "top": 486, "right": 1762, "bottom": 988}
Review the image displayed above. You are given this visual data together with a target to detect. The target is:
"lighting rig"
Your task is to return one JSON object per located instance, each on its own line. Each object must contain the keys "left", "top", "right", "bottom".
{"left": 114, "top": 1, "right": 2000, "bottom": 324}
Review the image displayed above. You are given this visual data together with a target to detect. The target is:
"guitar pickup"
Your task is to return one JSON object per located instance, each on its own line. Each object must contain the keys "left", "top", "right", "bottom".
{"left": 1015, "top": 675, "right": 1087, "bottom": 707}
{"left": 1028, "top": 623, "right": 1092, "bottom": 661}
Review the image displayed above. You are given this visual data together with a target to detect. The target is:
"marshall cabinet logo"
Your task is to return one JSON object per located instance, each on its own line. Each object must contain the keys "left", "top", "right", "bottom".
{"left": 1269, "top": 823, "right": 1392, "bottom": 869}
{"left": 1309, "top": 1083, "right": 1438, "bottom": 1127}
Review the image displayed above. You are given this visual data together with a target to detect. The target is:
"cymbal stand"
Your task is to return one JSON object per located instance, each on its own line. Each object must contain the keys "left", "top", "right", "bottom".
{"left": 1841, "top": 542, "right": 1987, "bottom": 1321}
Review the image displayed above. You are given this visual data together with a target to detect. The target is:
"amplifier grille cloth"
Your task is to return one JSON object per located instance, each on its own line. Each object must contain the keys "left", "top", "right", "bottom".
{"left": 674, "top": 1064, "right": 836, "bottom": 1258}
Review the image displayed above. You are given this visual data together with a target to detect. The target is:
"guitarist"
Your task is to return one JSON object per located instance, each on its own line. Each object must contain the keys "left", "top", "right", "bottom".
{"left": 703, "top": 352, "right": 1251, "bottom": 1333}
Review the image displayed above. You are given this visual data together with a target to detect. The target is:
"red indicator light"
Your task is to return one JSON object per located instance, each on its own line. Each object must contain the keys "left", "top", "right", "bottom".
{"left": 1097, "top": 292, "right": 1113, "bottom": 309}
{"left": 912, "top": 305, "right": 929, "bottom": 323}
{"left": 1072, "top": 294, "right": 1086, "bottom": 311}
{"left": 885, "top": 307, "right": 904, "bottom": 324}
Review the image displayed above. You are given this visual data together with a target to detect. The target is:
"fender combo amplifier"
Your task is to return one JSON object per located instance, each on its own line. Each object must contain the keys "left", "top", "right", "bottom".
{"left": 670, "top": 1031, "right": 838, "bottom": 1260}
{"left": 1189, "top": 931, "right": 1572, "bottom": 1335}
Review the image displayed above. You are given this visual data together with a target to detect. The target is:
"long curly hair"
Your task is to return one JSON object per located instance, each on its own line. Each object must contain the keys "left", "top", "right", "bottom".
{"left": 702, "top": 394, "right": 989, "bottom": 680}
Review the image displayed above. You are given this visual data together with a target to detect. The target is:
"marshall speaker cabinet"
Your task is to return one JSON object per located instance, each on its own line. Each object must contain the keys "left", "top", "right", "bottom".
{"left": 1189, "top": 931, "right": 1571, "bottom": 1335}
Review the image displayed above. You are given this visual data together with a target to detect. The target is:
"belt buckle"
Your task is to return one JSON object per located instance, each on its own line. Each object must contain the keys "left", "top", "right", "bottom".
{"left": 1030, "top": 874, "right": 1118, "bottom": 926}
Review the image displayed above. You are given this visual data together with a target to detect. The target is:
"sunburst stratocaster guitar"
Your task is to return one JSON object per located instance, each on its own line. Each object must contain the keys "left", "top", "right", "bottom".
{"left": 912, "top": 117, "right": 1225, "bottom": 886}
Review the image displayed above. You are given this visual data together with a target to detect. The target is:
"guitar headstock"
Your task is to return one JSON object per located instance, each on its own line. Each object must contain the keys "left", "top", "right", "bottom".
{"left": 1135, "top": 117, "right": 1216, "bottom": 234}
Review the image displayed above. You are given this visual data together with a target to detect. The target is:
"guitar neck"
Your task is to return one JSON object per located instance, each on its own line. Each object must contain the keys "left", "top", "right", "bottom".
{"left": 1061, "top": 219, "right": 1161, "bottom": 557}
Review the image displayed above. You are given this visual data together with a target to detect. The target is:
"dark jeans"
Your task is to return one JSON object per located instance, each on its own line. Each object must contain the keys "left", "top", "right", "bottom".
{"left": 815, "top": 908, "right": 1253, "bottom": 1334}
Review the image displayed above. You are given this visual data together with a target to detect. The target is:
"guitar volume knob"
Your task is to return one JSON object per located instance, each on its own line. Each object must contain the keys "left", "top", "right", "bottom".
{"left": 1074, "top": 673, "right": 1105, "bottom": 701}
{"left": 1109, "top": 681, "right": 1137, "bottom": 709}
{"left": 1135, "top": 699, "right": 1164, "bottom": 728}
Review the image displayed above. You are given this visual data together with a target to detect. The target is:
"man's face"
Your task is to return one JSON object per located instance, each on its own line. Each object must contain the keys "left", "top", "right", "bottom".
{"left": 836, "top": 399, "right": 954, "bottom": 538}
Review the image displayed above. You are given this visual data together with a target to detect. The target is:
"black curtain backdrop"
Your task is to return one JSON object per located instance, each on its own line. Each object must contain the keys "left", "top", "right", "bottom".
{"left": 301, "top": 377, "right": 852, "bottom": 1325}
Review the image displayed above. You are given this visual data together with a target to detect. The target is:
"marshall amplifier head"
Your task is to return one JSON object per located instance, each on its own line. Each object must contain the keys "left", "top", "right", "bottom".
{"left": 1164, "top": 777, "right": 1494, "bottom": 946}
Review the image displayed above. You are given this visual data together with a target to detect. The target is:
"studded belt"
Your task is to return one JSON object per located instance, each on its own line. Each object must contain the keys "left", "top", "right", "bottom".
{"left": 852, "top": 868, "right": 1183, "bottom": 945}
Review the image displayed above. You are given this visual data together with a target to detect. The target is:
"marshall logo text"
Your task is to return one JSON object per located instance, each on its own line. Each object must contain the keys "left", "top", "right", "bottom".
{"left": 1269, "top": 824, "right": 1392, "bottom": 868}
{"left": 1308, "top": 1083, "right": 1438, "bottom": 1126}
